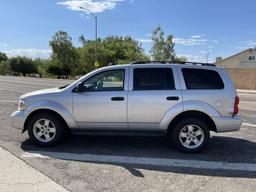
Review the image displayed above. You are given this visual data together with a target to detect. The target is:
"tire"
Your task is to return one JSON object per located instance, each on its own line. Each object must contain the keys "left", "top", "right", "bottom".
{"left": 27, "top": 113, "right": 66, "bottom": 147}
{"left": 170, "top": 118, "right": 210, "bottom": 153}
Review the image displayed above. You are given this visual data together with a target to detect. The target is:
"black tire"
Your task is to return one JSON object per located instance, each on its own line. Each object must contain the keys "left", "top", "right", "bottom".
{"left": 170, "top": 118, "right": 210, "bottom": 153}
{"left": 27, "top": 113, "right": 66, "bottom": 147}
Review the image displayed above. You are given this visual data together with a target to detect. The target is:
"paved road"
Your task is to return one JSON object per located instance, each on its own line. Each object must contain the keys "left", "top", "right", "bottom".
{"left": 0, "top": 75, "right": 255, "bottom": 192}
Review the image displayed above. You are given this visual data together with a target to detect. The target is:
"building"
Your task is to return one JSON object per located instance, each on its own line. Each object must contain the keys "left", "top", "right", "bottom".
{"left": 216, "top": 48, "right": 256, "bottom": 68}
{"left": 216, "top": 48, "right": 256, "bottom": 90}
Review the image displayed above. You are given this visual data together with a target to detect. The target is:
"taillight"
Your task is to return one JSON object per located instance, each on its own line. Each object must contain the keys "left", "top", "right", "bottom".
{"left": 233, "top": 96, "right": 239, "bottom": 116}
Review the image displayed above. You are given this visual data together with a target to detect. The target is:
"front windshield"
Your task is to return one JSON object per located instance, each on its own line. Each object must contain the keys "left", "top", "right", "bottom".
{"left": 66, "top": 67, "right": 109, "bottom": 90}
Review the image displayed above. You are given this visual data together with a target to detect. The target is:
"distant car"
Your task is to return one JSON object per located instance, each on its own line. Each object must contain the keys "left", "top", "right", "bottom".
{"left": 11, "top": 61, "right": 242, "bottom": 153}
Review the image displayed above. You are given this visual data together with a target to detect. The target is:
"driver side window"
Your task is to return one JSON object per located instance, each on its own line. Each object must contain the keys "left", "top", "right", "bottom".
{"left": 83, "top": 69, "right": 125, "bottom": 92}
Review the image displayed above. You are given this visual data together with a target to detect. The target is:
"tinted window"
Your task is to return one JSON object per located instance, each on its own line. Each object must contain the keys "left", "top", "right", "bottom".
{"left": 83, "top": 69, "right": 125, "bottom": 91}
{"left": 182, "top": 68, "right": 224, "bottom": 89}
{"left": 133, "top": 68, "right": 175, "bottom": 90}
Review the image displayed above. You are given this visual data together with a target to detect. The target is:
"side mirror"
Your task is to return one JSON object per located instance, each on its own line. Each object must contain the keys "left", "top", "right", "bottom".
{"left": 76, "top": 82, "right": 84, "bottom": 92}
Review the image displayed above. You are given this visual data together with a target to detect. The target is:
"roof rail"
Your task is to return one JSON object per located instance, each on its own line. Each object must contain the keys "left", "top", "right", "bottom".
{"left": 131, "top": 60, "right": 216, "bottom": 67}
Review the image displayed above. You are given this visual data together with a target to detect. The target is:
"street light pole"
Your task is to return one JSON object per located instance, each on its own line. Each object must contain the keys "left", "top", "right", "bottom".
{"left": 79, "top": 7, "right": 98, "bottom": 66}
{"left": 95, "top": 15, "right": 97, "bottom": 65}
{"left": 206, "top": 53, "right": 210, "bottom": 63}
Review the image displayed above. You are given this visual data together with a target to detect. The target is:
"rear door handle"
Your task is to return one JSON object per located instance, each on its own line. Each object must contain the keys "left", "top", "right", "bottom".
{"left": 111, "top": 97, "right": 125, "bottom": 101}
{"left": 166, "top": 96, "right": 179, "bottom": 101}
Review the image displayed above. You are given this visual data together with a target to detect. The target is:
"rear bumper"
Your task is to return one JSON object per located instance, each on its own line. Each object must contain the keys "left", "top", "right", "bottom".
{"left": 10, "top": 111, "right": 26, "bottom": 130}
{"left": 213, "top": 116, "right": 242, "bottom": 132}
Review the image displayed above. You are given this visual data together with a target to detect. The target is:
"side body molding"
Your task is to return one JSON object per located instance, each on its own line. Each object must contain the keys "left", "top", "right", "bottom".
{"left": 24, "top": 100, "right": 77, "bottom": 128}
{"left": 159, "top": 100, "right": 221, "bottom": 130}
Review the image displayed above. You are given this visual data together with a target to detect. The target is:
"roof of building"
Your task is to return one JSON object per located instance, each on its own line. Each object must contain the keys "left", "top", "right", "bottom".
{"left": 217, "top": 48, "right": 256, "bottom": 63}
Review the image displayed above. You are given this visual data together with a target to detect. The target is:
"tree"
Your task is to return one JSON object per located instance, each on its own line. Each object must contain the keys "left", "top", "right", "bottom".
{"left": 78, "top": 41, "right": 109, "bottom": 73}
{"left": 102, "top": 36, "right": 148, "bottom": 64}
{"left": 46, "top": 61, "right": 70, "bottom": 78}
{"left": 150, "top": 26, "right": 175, "bottom": 61}
{"left": 76, "top": 35, "right": 149, "bottom": 75}
{"left": 0, "top": 60, "right": 11, "bottom": 75}
{"left": 34, "top": 58, "right": 52, "bottom": 78}
{"left": 0, "top": 52, "right": 8, "bottom": 62}
{"left": 9, "top": 57, "right": 38, "bottom": 76}
{"left": 49, "top": 31, "right": 78, "bottom": 77}
{"left": 79, "top": 35, "right": 87, "bottom": 47}
{"left": 175, "top": 56, "right": 187, "bottom": 62}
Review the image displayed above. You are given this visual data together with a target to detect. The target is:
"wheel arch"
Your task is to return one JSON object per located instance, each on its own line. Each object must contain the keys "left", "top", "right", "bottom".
{"left": 167, "top": 110, "right": 217, "bottom": 133}
{"left": 23, "top": 109, "right": 70, "bottom": 133}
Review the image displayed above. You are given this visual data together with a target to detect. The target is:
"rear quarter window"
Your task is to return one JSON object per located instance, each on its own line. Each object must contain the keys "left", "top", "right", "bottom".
{"left": 182, "top": 68, "right": 224, "bottom": 89}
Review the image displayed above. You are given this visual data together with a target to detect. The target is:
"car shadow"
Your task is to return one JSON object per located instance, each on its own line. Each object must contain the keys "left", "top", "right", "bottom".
{"left": 21, "top": 134, "right": 256, "bottom": 179}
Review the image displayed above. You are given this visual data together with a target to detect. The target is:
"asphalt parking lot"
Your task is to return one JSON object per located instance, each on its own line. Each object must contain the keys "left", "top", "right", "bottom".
{"left": 0, "top": 75, "right": 255, "bottom": 192}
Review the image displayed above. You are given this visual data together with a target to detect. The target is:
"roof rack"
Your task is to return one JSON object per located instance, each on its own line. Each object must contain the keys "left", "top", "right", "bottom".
{"left": 131, "top": 61, "right": 216, "bottom": 67}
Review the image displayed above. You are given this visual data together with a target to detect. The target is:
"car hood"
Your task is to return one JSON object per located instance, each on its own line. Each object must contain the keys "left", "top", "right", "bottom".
{"left": 20, "top": 88, "right": 61, "bottom": 99}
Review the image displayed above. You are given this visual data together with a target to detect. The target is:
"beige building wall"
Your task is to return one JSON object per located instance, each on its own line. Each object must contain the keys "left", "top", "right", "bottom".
{"left": 216, "top": 48, "right": 256, "bottom": 90}
{"left": 226, "top": 68, "right": 256, "bottom": 90}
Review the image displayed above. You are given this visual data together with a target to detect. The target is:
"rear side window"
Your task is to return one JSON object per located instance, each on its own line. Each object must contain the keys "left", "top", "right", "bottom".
{"left": 133, "top": 68, "right": 175, "bottom": 90}
{"left": 182, "top": 68, "right": 224, "bottom": 89}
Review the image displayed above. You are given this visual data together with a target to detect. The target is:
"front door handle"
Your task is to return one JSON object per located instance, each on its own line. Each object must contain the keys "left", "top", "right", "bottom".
{"left": 166, "top": 96, "right": 179, "bottom": 101}
{"left": 111, "top": 97, "right": 125, "bottom": 101}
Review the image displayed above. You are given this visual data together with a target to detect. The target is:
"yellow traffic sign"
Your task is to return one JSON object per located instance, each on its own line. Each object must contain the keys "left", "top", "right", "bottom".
{"left": 94, "top": 61, "right": 100, "bottom": 67}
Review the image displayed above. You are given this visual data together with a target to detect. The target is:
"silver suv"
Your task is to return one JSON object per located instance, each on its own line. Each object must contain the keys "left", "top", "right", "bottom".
{"left": 11, "top": 62, "right": 242, "bottom": 153}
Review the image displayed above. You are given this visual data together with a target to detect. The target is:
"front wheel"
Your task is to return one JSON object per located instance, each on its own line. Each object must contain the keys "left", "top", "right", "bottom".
{"left": 27, "top": 113, "right": 66, "bottom": 147}
{"left": 170, "top": 118, "right": 210, "bottom": 153}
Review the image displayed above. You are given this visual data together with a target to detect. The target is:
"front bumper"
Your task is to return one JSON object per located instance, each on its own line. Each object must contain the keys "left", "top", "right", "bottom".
{"left": 10, "top": 111, "right": 26, "bottom": 130}
{"left": 213, "top": 116, "right": 242, "bottom": 132}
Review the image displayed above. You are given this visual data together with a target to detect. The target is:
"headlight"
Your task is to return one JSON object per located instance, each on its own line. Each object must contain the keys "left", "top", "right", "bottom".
{"left": 18, "top": 100, "right": 26, "bottom": 111}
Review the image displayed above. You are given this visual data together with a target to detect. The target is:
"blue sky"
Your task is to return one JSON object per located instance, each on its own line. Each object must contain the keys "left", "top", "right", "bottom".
{"left": 0, "top": 0, "right": 256, "bottom": 62}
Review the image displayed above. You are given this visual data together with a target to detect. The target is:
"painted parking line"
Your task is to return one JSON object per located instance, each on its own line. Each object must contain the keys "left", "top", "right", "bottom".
{"left": 242, "top": 123, "right": 256, "bottom": 127}
{"left": 22, "top": 151, "right": 256, "bottom": 172}
{"left": 0, "top": 100, "right": 17, "bottom": 103}
{"left": 0, "top": 88, "right": 25, "bottom": 93}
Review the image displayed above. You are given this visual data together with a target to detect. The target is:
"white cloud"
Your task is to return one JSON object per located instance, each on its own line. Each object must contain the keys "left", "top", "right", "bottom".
{"left": 234, "top": 40, "right": 256, "bottom": 50}
{"left": 177, "top": 54, "right": 213, "bottom": 63}
{"left": 57, "top": 0, "right": 125, "bottom": 14}
{"left": 4, "top": 48, "right": 51, "bottom": 59}
{"left": 211, "top": 40, "right": 219, "bottom": 44}
{"left": 246, "top": 40, "right": 256, "bottom": 46}
{"left": 173, "top": 35, "right": 219, "bottom": 47}
{"left": 2, "top": 43, "right": 8, "bottom": 47}
{"left": 199, "top": 50, "right": 209, "bottom": 54}
{"left": 190, "top": 35, "right": 203, "bottom": 39}
{"left": 234, "top": 46, "right": 251, "bottom": 50}
{"left": 137, "top": 38, "right": 152, "bottom": 43}
{"left": 174, "top": 37, "right": 208, "bottom": 46}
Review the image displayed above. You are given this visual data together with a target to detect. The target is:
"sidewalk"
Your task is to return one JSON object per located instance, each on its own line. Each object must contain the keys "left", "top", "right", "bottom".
{"left": 0, "top": 146, "right": 68, "bottom": 192}
{"left": 237, "top": 89, "right": 256, "bottom": 94}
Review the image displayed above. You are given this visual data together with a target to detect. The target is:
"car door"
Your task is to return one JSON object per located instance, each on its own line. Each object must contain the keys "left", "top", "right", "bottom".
{"left": 73, "top": 68, "right": 128, "bottom": 130}
{"left": 128, "top": 66, "right": 182, "bottom": 130}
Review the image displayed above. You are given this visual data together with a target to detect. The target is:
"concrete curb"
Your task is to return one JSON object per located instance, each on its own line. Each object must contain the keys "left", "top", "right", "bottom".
{"left": 0, "top": 146, "right": 68, "bottom": 192}
{"left": 237, "top": 89, "right": 256, "bottom": 94}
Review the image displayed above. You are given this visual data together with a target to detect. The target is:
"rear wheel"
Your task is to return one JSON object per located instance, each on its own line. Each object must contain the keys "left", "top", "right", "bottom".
{"left": 27, "top": 113, "right": 66, "bottom": 147}
{"left": 170, "top": 118, "right": 210, "bottom": 153}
